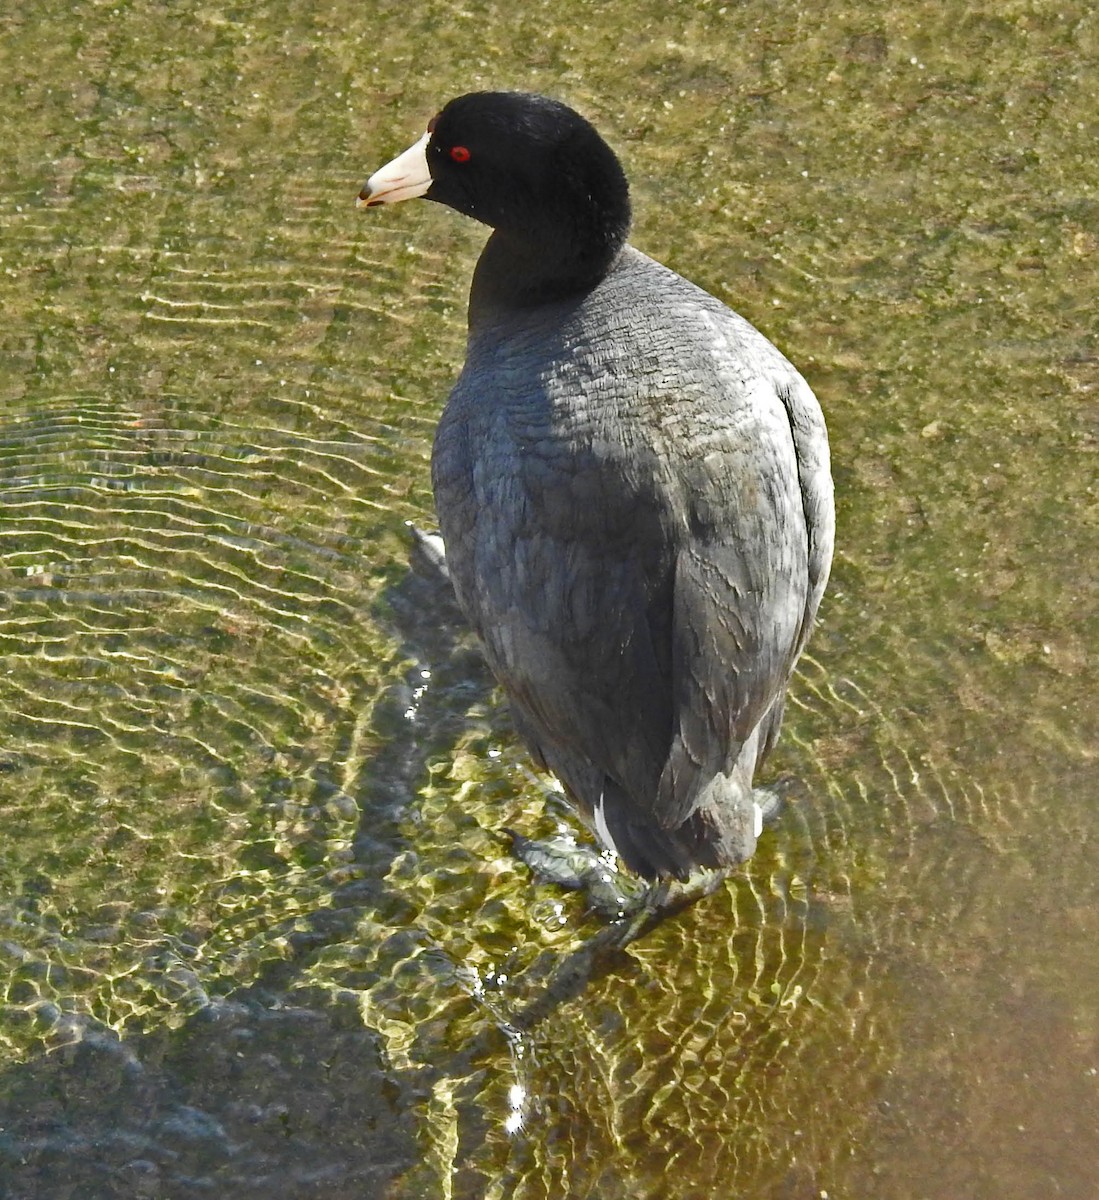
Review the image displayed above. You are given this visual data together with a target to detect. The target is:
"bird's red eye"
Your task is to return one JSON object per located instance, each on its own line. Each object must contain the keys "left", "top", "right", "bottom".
{"left": 449, "top": 145, "right": 471, "bottom": 163}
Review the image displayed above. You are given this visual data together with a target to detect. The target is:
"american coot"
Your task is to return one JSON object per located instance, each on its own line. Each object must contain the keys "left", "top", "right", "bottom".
{"left": 359, "top": 92, "right": 834, "bottom": 884}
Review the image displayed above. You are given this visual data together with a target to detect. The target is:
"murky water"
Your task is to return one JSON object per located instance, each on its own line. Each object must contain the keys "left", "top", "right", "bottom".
{"left": 2, "top": 1, "right": 1096, "bottom": 1196}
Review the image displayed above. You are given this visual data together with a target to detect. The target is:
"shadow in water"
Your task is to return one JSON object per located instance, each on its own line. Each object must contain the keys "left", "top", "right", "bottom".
{"left": 0, "top": 1002, "right": 419, "bottom": 1197}
{"left": 0, "top": 531, "right": 849, "bottom": 1199}
{"left": 0, "top": 535, "right": 500, "bottom": 1197}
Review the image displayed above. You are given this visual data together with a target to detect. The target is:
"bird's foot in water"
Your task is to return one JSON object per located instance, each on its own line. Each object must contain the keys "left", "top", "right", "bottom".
{"left": 506, "top": 865, "right": 730, "bottom": 1033}
{"left": 608, "top": 869, "right": 730, "bottom": 945}
{"left": 510, "top": 780, "right": 791, "bottom": 923}
{"left": 507, "top": 828, "right": 646, "bottom": 919}
{"left": 507, "top": 826, "right": 732, "bottom": 932}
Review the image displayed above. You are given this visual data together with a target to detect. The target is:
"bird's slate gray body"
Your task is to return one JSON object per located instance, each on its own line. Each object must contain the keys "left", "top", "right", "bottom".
{"left": 433, "top": 245, "right": 833, "bottom": 879}
{"left": 360, "top": 91, "right": 834, "bottom": 882}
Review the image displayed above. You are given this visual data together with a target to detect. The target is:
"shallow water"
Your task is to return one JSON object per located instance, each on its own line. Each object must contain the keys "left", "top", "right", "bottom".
{"left": 1, "top": 1, "right": 1096, "bottom": 1196}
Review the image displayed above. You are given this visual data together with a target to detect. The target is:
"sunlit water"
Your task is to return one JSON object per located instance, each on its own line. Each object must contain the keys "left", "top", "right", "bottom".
{"left": 1, "top": 2, "right": 1096, "bottom": 1197}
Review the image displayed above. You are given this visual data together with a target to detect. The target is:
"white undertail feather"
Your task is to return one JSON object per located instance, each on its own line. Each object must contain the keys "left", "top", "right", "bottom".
{"left": 593, "top": 792, "right": 619, "bottom": 859}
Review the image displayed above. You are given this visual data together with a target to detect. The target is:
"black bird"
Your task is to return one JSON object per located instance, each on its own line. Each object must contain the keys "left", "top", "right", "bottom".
{"left": 358, "top": 92, "right": 833, "bottom": 884}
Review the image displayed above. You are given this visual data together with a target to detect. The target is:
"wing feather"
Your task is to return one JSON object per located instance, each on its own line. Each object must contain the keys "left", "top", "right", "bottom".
{"left": 430, "top": 247, "right": 834, "bottom": 861}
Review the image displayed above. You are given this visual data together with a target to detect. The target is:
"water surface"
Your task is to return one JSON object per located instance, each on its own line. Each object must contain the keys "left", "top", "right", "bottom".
{"left": 1, "top": 1, "right": 1096, "bottom": 1196}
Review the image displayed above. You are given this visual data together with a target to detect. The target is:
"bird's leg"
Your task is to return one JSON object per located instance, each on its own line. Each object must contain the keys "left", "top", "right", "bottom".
{"left": 603, "top": 867, "right": 729, "bottom": 948}
{"left": 509, "top": 827, "right": 646, "bottom": 918}
{"left": 509, "top": 867, "right": 730, "bottom": 1032}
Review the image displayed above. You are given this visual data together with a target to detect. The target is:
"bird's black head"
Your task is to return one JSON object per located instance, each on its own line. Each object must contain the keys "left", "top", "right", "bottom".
{"left": 361, "top": 92, "right": 632, "bottom": 307}
{"left": 424, "top": 93, "right": 630, "bottom": 245}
